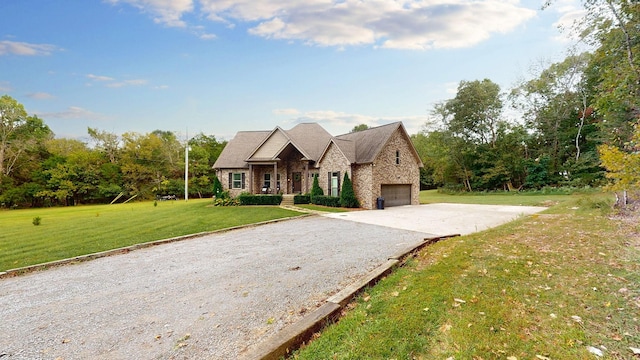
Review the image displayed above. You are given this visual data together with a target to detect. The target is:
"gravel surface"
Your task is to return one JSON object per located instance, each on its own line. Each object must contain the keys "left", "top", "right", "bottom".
{"left": 0, "top": 216, "right": 428, "bottom": 359}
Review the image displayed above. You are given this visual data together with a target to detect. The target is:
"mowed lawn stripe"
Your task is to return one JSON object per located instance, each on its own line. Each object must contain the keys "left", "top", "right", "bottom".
{"left": 0, "top": 199, "right": 301, "bottom": 271}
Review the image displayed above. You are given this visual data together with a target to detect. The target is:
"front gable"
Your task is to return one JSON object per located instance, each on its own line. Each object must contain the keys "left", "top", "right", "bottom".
{"left": 247, "top": 127, "right": 312, "bottom": 162}
{"left": 373, "top": 125, "right": 423, "bottom": 168}
{"left": 247, "top": 127, "right": 289, "bottom": 161}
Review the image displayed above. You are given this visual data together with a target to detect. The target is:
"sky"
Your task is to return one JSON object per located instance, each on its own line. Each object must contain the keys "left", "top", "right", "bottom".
{"left": 0, "top": 0, "right": 585, "bottom": 142}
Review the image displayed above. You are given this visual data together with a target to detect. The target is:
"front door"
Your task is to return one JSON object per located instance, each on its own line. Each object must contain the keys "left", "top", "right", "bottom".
{"left": 292, "top": 172, "right": 302, "bottom": 193}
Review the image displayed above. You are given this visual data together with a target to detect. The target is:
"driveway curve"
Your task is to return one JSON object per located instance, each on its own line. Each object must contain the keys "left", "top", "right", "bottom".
{"left": 0, "top": 204, "right": 544, "bottom": 359}
{"left": 1, "top": 217, "right": 427, "bottom": 359}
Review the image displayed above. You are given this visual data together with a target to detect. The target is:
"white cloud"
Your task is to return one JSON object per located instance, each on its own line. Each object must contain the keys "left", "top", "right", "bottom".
{"left": 87, "top": 74, "right": 115, "bottom": 82}
{"left": 106, "top": 0, "right": 194, "bottom": 27}
{"left": 0, "top": 40, "right": 60, "bottom": 56}
{"left": 199, "top": 33, "right": 217, "bottom": 40}
{"left": 153, "top": 85, "right": 170, "bottom": 90}
{"left": 87, "top": 74, "right": 148, "bottom": 88}
{"left": 198, "top": 0, "right": 536, "bottom": 49}
{"left": 27, "top": 92, "right": 55, "bottom": 100}
{"left": 273, "top": 108, "right": 300, "bottom": 115}
{"left": 38, "top": 106, "right": 107, "bottom": 121}
{"left": 547, "top": 0, "right": 588, "bottom": 42}
{"left": 106, "top": 79, "right": 148, "bottom": 88}
{"left": 283, "top": 109, "right": 427, "bottom": 135}
{"left": 114, "top": 0, "right": 537, "bottom": 49}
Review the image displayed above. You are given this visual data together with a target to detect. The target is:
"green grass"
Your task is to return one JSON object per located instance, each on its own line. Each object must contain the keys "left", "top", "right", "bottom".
{"left": 0, "top": 199, "right": 301, "bottom": 271}
{"left": 296, "top": 204, "right": 349, "bottom": 213}
{"left": 293, "top": 193, "right": 639, "bottom": 359}
{"left": 420, "top": 188, "right": 598, "bottom": 207}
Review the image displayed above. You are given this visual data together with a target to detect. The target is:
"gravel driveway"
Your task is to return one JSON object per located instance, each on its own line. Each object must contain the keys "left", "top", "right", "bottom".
{"left": 0, "top": 216, "right": 428, "bottom": 359}
{"left": 1, "top": 204, "right": 544, "bottom": 359}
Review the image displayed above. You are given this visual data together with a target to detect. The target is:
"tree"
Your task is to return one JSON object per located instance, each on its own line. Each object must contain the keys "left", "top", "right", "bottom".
{"left": 511, "top": 53, "right": 601, "bottom": 186}
{"left": 310, "top": 174, "right": 323, "bottom": 201}
{"left": 119, "top": 131, "right": 180, "bottom": 197}
{"left": 212, "top": 175, "right": 224, "bottom": 198}
{"left": 350, "top": 124, "right": 369, "bottom": 133}
{"left": 186, "top": 133, "right": 227, "bottom": 198}
{"left": 340, "top": 172, "right": 359, "bottom": 208}
{"left": 0, "top": 95, "right": 52, "bottom": 177}
{"left": 446, "top": 79, "right": 503, "bottom": 147}
{"left": 88, "top": 128, "right": 120, "bottom": 163}
{"left": 598, "top": 122, "right": 640, "bottom": 194}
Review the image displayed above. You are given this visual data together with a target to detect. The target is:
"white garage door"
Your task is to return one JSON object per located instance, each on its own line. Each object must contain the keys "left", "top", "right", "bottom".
{"left": 381, "top": 184, "right": 411, "bottom": 207}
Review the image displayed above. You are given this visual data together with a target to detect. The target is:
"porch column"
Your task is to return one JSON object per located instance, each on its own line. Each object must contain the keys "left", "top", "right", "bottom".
{"left": 273, "top": 162, "right": 278, "bottom": 194}
{"left": 249, "top": 164, "right": 253, "bottom": 194}
{"left": 304, "top": 162, "right": 309, "bottom": 193}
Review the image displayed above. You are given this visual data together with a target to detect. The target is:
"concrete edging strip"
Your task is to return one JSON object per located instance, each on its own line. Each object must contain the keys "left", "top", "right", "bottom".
{"left": 240, "top": 302, "right": 342, "bottom": 360}
{"left": 243, "top": 233, "right": 460, "bottom": 360}
{"left": 327, "top": 259, "right": 400, "bottom": 307}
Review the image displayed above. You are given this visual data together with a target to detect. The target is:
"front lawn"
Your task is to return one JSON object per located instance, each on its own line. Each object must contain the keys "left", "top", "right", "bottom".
{"left": 420, "top": 188, "right": 600, "bottom": 207}
{"left": 0, "top": 199, "right": 301, "bottom": 271}
{"left": 294, "top": 193, "right": 640, "bottom": 359}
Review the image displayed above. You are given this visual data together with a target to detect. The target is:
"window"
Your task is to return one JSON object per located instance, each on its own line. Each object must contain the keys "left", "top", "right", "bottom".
{"left": 264, "top": 173, "right": 271, "bottom": 188}
{"left": 396, "top": 150, "right": 400, "bottom": 165}
{"left": 277, "top": 174, "right": 281, "bottom": 191}
{"left": 232, "top": 173, "right": 243, "bottom": 189}
{"left": 331, "top": 172, "right": 340, "bottom": 197}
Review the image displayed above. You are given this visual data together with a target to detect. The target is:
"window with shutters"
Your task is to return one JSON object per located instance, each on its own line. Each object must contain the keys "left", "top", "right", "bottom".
{"left": 232, "top": 173, "right": 243, "bottom": 189}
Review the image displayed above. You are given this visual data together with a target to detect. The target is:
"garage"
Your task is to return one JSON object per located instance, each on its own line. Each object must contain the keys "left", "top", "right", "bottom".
{"left": 381, "top": 184, "right": 412, "bottom": 207}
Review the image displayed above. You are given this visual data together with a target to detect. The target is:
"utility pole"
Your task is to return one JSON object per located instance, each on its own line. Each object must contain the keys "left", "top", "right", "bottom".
{"left": 185, "top": 130, "right": 189, "bottom": 201}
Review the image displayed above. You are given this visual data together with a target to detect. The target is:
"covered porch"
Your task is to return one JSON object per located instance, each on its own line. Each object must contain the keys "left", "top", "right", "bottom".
{"left": 246, "top": 143, "right": 316, "bottom": 195}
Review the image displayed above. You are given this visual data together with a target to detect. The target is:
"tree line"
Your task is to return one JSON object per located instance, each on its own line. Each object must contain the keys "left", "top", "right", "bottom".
{"left": 0, "top": 94, "right": 226, "bottom": 207}
{"left": 413, "top": 0, "right": 640, "bottom": 194}
{"left": 3, "top": 0, "right": 639, "bottom": 207}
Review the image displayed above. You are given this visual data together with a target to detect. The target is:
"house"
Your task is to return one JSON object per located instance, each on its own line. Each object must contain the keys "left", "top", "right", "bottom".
{"left": 212, "top": 122, "right": 423, "bottom": 209}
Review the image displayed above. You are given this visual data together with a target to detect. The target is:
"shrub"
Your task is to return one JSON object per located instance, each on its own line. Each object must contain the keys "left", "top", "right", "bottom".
{"left": 213, "top": 197, "right": 239, "bottom": 206}
{"left": 32, "top": 216, "right": 41, "bottom": 226}
{"left": 237, "top": 193, "right": 283, "bottom": 205}
{"left": 312, "top": 195, "right": 341, "bottom": 207}
{"left": 310, "top": 175, "right": 323, "bottom": 201}
{"left": 340, "top": 173, "right": 359, "bottom": 208}
{"left": 212, "top": 176, "right": 224, "bottom": 199}
{"left": 294, "top": 194, "right": 311, "bottom": 204}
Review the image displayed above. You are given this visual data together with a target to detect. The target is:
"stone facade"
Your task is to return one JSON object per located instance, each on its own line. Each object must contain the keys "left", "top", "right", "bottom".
{"left": 317, "top": 142, "right": 351, "bottom": 197}
{"left": 369, "top": 129, "right": 421, "bottom": 206}
{"left": 352, "top": 163, "right": 374, "bottom": 209}
{"left": 215, "top": 122, "right": 422, "bottom": 208}
{"left": 218, "top": 168, "right": 246, "bottom": 198}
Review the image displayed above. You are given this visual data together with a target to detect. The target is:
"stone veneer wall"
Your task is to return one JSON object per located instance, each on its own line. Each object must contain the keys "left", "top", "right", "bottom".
{"left": 371, "top": 129, "right": 421, "bottom": 206}
{"left": 352, "top": 163, "right": 374, "bottom": 209}
{"left": 218, "top": 168, "right": 247, "bottom": 198}
{"left": 317, "top": 142, "right": 351, "bottom": 197}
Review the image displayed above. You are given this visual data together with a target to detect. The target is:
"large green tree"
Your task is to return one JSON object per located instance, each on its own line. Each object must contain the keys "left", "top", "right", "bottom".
{"left": 420, "top": 79, "right": 529, "bottom": 191}
{"left": 0, "top": 95, "right": 52, "bottom": 177}
{"left": 445, "top": 79, "right": 503, "bottom": 147}
{"left": 511, "top": 53, "right": 602, "bottom": 186}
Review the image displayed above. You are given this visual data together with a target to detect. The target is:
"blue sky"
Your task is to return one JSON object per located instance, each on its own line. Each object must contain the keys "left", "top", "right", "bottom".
{"left": 1, "top": 0, "right": 584, "bottom": 141}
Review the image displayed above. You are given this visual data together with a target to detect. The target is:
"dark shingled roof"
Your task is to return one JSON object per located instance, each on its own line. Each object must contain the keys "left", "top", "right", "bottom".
{"left": 334, "top": 122, "right": 401, "bottom": 164}
{"left": 213, "top": 123, "right": 333, "bottom": 169}
{"left": 213, "top": 121, "right": 422, "bottom": 170}
{"left": 212, "top": 131, "right": 271, "bottom": 169}
{"left": 286, "top": 123, "right": 333, "bottom": 160}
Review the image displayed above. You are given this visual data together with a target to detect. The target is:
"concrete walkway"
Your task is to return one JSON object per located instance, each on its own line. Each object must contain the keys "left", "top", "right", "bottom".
{"left": 323, "top": 203, "right": 545, "bottom": 235}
